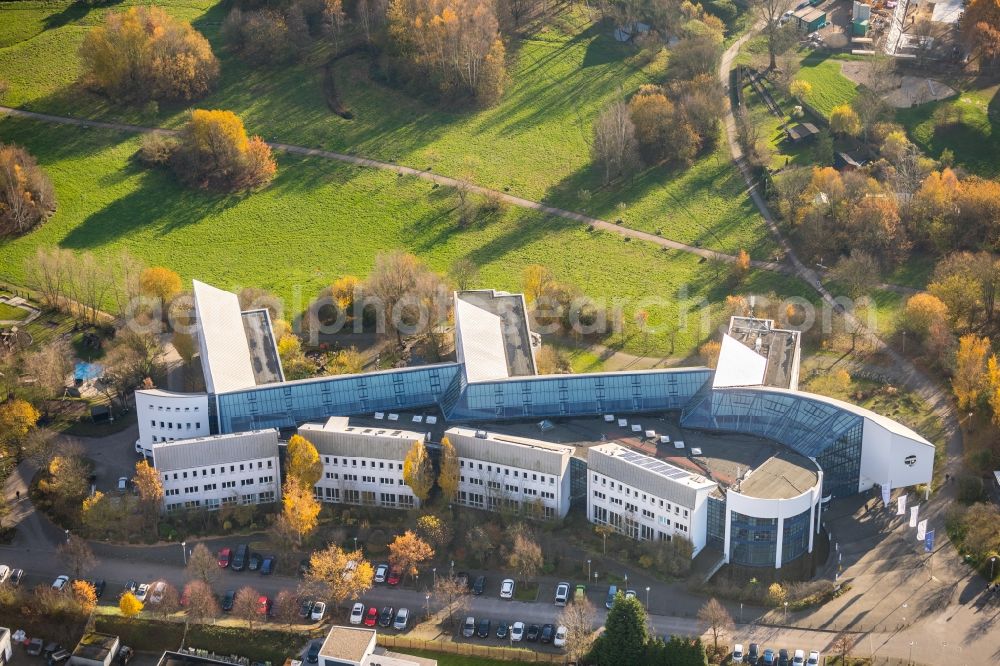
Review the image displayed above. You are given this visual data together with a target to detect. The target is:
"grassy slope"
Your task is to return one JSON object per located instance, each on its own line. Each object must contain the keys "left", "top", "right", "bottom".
{"left": 0, "top": 1, "right": 775, "bottom": 257}
{"left": 0, "top": 116, "right": 814, "bottom": 356}
{"left": 796, "top": 52, "right": 860, "bottom": 118}
{"left": 896, "top": 83, "right": 1000, "bottom": 178}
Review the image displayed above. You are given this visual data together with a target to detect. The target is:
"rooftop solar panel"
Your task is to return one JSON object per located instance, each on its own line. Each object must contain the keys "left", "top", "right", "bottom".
{"left": 616, "top": 448, "right": 692, "bottom": 482}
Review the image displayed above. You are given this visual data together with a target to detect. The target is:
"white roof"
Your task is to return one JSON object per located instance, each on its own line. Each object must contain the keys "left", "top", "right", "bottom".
{"left": 454, "top": 297, "right": 510, "bottom": 382}
{"left": 713, "top": 334, "right": 767, "bottom": 388}
{"left": 193, "top": 280, "right": 257, "bottom": 394}
{"left": 152, "top": 429, "right": 280, "bottom": 472}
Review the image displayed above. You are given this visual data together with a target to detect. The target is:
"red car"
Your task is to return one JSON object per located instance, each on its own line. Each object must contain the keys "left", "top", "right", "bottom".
{"left": 387, "top": 567, "right": 402, "bottom": 586}
{"left": 217, "top": 548, "right": 232, "bottom": 568}
{"left": 363, "top": 606, "right": 378, "bottom": 627}
{"left": 257, "top": 595, "right": 271, "bottom": 617}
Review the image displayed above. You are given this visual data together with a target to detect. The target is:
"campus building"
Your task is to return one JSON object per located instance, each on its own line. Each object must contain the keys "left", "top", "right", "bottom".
{"left": 298, "top": 416, "right": 424, "bottom": 510}
{"left": 133, "top": 281, "right": 936, "bottom": 571}
{"left": 445, "top": 427, "right": 574, "bottom": 519}
{"left": 152, "top": 429, "right": 281, "bottom": 512}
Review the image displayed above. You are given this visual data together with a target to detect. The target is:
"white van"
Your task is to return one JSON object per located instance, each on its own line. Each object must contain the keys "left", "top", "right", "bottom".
{"left": 792, "top": 649, "right": 806, "bottom": 666}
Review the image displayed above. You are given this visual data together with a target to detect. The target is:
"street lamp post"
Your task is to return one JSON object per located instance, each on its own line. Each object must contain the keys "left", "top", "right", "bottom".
{"left": 739, "top": 602, "right": 743, "bottom": 623}
{"left": 624, "top": 573, "right": 628, "bottom": 589}
{"left": 450, "top": 560, "right": 454, "bottom": 574}
{"left": 433, "top": 567, "right": 437, "bottom": 585}
{"left": 181, "top": 541, "right": 187, "bottom": 565}
{"left": 991, "top": 556, "right": 997, "bottom": 582}
{"left": 425, "top": 593, "right": 430, "bottom": 620}
{"left": 908, "top": 641, "right": 914, "bottom": 664}
{"left": 645, "top": 586, "right": 650, "bottom": 609}
{"left": 587, "top": 559, "right": 591, "bottom": 581}
{"left": 353, "top": 536, "right": 358, "bottom": 551}
{"left": 783, "top": 601, "right": 788, "bottom": 622}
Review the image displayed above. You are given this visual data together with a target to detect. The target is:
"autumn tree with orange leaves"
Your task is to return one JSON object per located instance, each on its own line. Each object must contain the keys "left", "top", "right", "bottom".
{"left": 388, "top": 0, "right": 508, "bottom": 104}
{"left": 388, "top": 530, "right": 434, "bottom": 582}
{"left": 962, "top": 0, "right": 1000, "bottom": 66}
{"left": 168, "top": 110, "right": 277, "bottom": 191}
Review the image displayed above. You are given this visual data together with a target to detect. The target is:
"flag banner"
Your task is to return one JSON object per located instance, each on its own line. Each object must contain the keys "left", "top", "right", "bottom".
{"left": 916, "top": 519, "right": 927, "bottom": 541}
{"left": 925, "top": 530, "right": 935, "bottom": 552}
{"left": 881, "top": 484, "right": 891, "bottom": 507}
{"left": 909, "top": 505, "right": 919, "bottom": 528}
{"left": 897, "top": 494, "right": 907, "bottom": 516}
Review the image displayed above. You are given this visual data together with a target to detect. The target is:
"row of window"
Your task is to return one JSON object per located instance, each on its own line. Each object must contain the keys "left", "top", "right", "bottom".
{"left": 311, "top": 486, "right": 415, "bottom": 509}
{"left": 455, "top": 491, "right": 557, "bottom": 519}
{"left": 592, "top": 505, "right": 686, "bottom": 539}
{"left": 459, "top": 459, "right": 557, "bottom": 485}
{"left": 151, "top": 404, "right": 200, "bottom": 412}
{"left": 165, "top": 490, "right": 275, "bottom": 512}
{"left": 166, "top": 477, "right": 275, "bottom": 495}
{"left": 151, "top": 420, "right": 202, "bottom": 431}
{"left": 323, "top": 456, "right": 405, "bottom": 471}
{"left": 161, "top": 459, "right": 274, "bottom": 482}
{"left": 592, "top": 474, "right": 687, "bottom": 513}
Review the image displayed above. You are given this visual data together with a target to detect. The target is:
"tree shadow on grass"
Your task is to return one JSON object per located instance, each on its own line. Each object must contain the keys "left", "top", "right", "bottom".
{"left": 61, "top": 167, "right": 241, "bottom": 250}
{"left": 41, "top": 1, "right": 104, "bottom": 32}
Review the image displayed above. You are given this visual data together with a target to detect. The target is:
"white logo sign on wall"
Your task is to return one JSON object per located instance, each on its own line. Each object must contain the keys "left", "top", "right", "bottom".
{"left": 897, "top": 494, "right": 907, "bottom": 516}
{"left": 909, "top": 505, "right": 919, "bottom": 528}
{"left": 916, "top": 519, "right": 928, "bottom": 541}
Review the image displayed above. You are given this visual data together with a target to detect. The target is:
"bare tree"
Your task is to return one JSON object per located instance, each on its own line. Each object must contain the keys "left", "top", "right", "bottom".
{"left": 75, "top": 252, "right": 115, "bottom": 324}
{"left": 151, "top": 582, "right": 180, "bottom": 621}
{"left": 184, "top": 580, "right": 220, "bottom": 623}
{"left": 273, "top": 589, "right": 300, "bottom": 627}
{"left": 832, "top": 631, "right": 855, "bottom": 665}
{"left": 232, "top": 586, "right": 263, "bottom": 631}
{"left": 592, "top": 101, "right": 640, "bottom": 184}
{"left": 23, "top": 338, "right": 73, "bottom": 401}
{"left": 558, "top": 596, "right": 597, "bottom": 663}
{"left": 58, "top": 535, "right": 96, "bottom": 579}
{"left": 24, "top": 246, "right": 73, "bottom": 310}
{"left": 108, "top": 250, "right": 146, "bottom": 321}
{"left": 448, "top": 257, "right": 479, "bottom": 290}
{"left": 697, "top": 597, "right": 734, "bottom": 654}
{"left": 432, "top": 574, "right": 471, "bottom": 629}
{"left": 507, "top": 526, "right": 543, "bottom": 585}
{"left": 186, "top": 543, "right": 219, "bottom": 585}
{"left": 751, "top": 0, "right": 796, "bottom": 70}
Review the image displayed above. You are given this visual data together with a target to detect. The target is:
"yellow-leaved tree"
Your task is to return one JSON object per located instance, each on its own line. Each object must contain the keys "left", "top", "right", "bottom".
{"left": 437, "top": 436, "right": 459, "bottom": 501}
{"left": 0, "top": 398, "right": 40, "bottom": 450}
{"left": 286, "top": 434, "right": 322, "bottom": 487}
{"left": 403, "top": 440, "right": 434, "bottom": 503}
{"left": 279, "top": 477, "right": 321, "bottom": 546}
{"left": 332, "top": 275, "right": 361, "bottom": 312}
{"left": 119, "top": 591, "right": 144, "bottom": 619}
{"left": 388, "top": 530, "right": 434, "bottom": 582}
{"left": 305, "top": 544, "right": 374, "bottom": 609}
{"left": 171, "top": 109, "right": 276, "bottom": 191}
{"left": 953, "top": 334, "right": 991, "bottom": 410}
{"left": 72, "top": 580, "right": 98, "bottom": 615}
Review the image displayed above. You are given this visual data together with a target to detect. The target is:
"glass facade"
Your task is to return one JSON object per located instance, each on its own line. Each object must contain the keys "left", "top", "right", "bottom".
{"left": 729, "top": 511, "right": 778, "bottom": 567}
{"left": 214, "top": 364, "right": 711, "bottom": 434}
{"left": 781, "top": 507, "right": 811, "bottom": 564}
{"left": 681, "top": 388, "right": 864, "bottom": 497}
{"left": 443, "top": 369, "right": 712, "bottom": 421}
{"left": 216, "top": 364, "right": 461, "bottom": 433}
{"left": 706, "top": 495, "right": 726, "bottom": 551}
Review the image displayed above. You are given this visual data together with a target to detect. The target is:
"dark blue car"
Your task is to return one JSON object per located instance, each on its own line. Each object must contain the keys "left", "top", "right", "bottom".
{"left": 261, "top": 556, "right": 275, "bottom": 575}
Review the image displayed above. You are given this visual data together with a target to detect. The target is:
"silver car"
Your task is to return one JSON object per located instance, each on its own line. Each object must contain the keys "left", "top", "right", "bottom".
{"left": 393, "top": 608, "right": 409, "bottom": 631}
{"left": 462, "top": 616, "right": 475, "bottom": 638}
{"left": 554, "top": 582, "right": 569, "bottom": 605}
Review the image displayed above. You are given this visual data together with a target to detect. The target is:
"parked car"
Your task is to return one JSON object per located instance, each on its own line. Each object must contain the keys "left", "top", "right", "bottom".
{"left": 763, "top": 648, "right": 776, "bottom": 665}
{"left": 135, "top": 583, "right": 149, "bottom": 602}
{"left": 248, "top": 553, "right": 263, "bottom": 572}
{"left": 222, "top": 590, "right": 235, "bottom": 612}
{"left": 149, "top": 581, "right": 167, "bottom": 604}
{"left": 26, "top": 639, "right": 44, "bottom": 656}
{"left": 476, "top": 618, "right": 491, "bottom": 638}
{"left": 525, "top": 624, "right": 540, "bottom": 642}
{"left": 806, "top": 651, "right": 820, "bottom": 666}
{"left": 117, "top": 646, "right": 134, "bottom": 666}
{"left": 554, "top": 582, "right": 570, "bottom": 605}
{"left": 496, "top": 621, "right": 509, "bottom": 639}
{"left": 10, "top": 568, "right": 23, "bottom": 587}
{"left": 554, "top": 626, "right": 567, "bottom": 648}
{"left": 378, "top": 606, "right": 395, "bottom": 628}
{"left": 791, "top": 649, "right": 805, "bottom": 666}
{"left": 257, "top": 595, "right": 271, "bottom": 617}
{"left": 472, "top": 575, "right": 486, "bottom": 595}
{"left": 393, "top": 608, "right": 410, "bottom": 631}
{"left": 86, "top": 579, "right": 106, "bottom": 598}
{"left": 748, "top": 643, "right": 760, "bottom": 665}
{"left": 500, "top": 578, "right": 515, "bottom": 599}
{"left": 374, "top": 564, "right": 389, "bottom": 583}
{"left": 217, "top": 548, "right": 232, "bottom": 568}
{"left": 778, "top": 649, "right": 790, "bottom": 666}
{"left": 462, "top": 616, "right": 476, "bottom": 638}
{"left": 387, "top": 567, "right": 402, "bottom": 586}
{"left": 232, "top": 544, "right": 249, "bottom": 571}
{"left": 123, "top": 580, "right": 137, "bottom": 595}
{"left": 117, "top": 477, "right": 129, "bottom": 492}
{"left": 49, "top": 648, "right": 71, "bottom": 665}
{"left": 540, "top": 624, "right": 555, "bottom": 644}
{"left": 510, "top": 621, "right": 525, "bottom": 641}
{"left": 0, "top": 565, "right": 10, "bottom": 583}
{"left": 52, "top": 575, "right": 69, "bottom": 591}
{"left": 605, "top": 585, "right": 618, "bottom": 609}
{"left": 311, "top": 601, "right": 327, "bottom": 622}
{"left": 624, "top": 589, "right": 637, "bottom": 600}
{"left": 733, "top": 644, "right": 744, "bottom": 663}
{"left": 364, "top": 607, "right": 378, "bottom": 627}
{"left": 349, "top": 602, "right": 365, "bottom": 625}
{"left": 305, "top": 641, "right": 321, "bottom": 665}
{"left": 260, "top": 556, "right": 275, "bottom": 575}
{"left": 574, "top": 584, "right": 586, "bottom": 601}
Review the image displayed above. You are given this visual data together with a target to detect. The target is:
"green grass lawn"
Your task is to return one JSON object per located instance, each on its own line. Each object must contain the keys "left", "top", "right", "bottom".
{"left": 896, "top": 83, "right": 1000, "bottom": 178}
{"left": 0, "top": 1, "right": 775, "bottom": 258}
{"left": 0, "top": 301, "right": 29, "bottom": 320}
{"left": 0, "top": 116, "right": 816, "bottom": 356}
{"left": 796, "top": 52, "right": 861, "bottom": 118}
